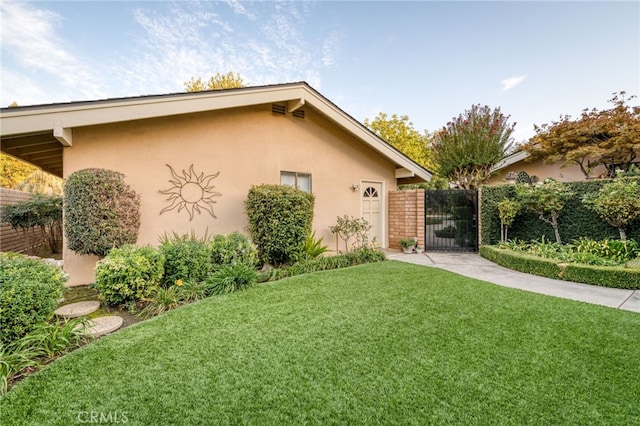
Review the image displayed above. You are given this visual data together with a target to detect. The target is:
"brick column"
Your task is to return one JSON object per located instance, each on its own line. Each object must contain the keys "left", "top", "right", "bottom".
{"left": 388, "top": 189, "right": 425, "bottom": 250}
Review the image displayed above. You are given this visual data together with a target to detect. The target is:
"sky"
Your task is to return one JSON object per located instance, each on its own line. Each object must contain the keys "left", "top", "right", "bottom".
{"left": 1, "top": 0, "right": 638, "bottom": 144}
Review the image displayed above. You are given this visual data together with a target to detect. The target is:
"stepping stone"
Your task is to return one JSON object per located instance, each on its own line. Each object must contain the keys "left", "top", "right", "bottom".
{"left": 55, "top": 301, "right": 100, "bottom": 318}
{"left": 75, "top": 316, "right": 124, "bottom": 338}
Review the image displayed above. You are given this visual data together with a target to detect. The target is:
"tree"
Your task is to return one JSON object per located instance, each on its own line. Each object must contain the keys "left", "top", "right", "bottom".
{"left": 433, "top": 105, "right": 515, "bottom": 189}
{"left": 364, "top": 113, "right": 437, "bottom": 171}
{"left": 184, "top": 72, "right": 245, "bottom": 92}
{"left": 515, "top": 180, "right": 574, "bottom": 244}
{"left": 0, "top": 153, "right": 37, "bottom": 188}
{"left": 582, "top": 179, "right": 640, "bottom": 240}
{"left": 523, "top": 92, "right": 640, "bottom": 178}
{"left": 497, "top": 198, "right": 521, "bottom": 243}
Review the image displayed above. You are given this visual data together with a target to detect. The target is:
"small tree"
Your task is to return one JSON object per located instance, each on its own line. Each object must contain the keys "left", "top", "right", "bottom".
{"left": 523, "top": 92, "right": 640, "bottom": 178}
{"left": 364, "top": 113, "right": 437, "bottom": 171}
{"left": 329, "top": 215, "right": 372, "bottom": 252}
{"left": 433, "top": 104, "right": 515, "bottom": 189}
{"left": 64, "top": 169, "right": 141, "bottom": 256}
{"left": 497, "top": 198, "right": 521, "bottom": 243}
{"left": 582, "top": 179, "right": 640, "bottom": 240}
{"left": 245, "top": 185, "right": 314, "bottom": 266}
{"left": 516, "top": 180, "right": 574, "bottom": 244}
{"left": 184, "top": 72, "right": 245, "bottom": 92}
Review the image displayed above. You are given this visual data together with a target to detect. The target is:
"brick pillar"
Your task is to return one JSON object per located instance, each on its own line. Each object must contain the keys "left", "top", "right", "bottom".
{"left": 388, "top": 189, "right": 425, "bottom": 250}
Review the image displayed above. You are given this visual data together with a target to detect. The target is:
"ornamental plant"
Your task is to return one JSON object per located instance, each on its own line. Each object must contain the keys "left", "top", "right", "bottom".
{"left": 516, "top": 180, "right": 574, "bottom": 244}
{"left": 330, "top": 215, "right": 371, "bottom": 252}
{"left": 64, "top": 168, "right": 140, "bottom": 256}
{"left": 0, "top": 253, "right": 66, "bottom": 345}
{"left": 433, "top": 104, "right": 515, "bottom": 189}
{"left": 159, "top": 232, "right": 213, "bottom": 286}
{"left": 497, "top": 198, "right": 521, "bottom": 242}
{"left": 245, "top": 185, "right": 314, "bottom": 265}
{"left": 94, "top": 245, "right": 164, "bottom": 306}
{"left": 582, "top": 179, "right": 640, "bottom": 240}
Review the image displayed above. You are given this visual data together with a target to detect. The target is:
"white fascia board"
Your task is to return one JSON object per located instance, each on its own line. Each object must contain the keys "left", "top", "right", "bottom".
{"left": 1, "top": 86, "right": 309, "bottom": 136}
{"left": 491, "top": 150, "right": 531, "bottom": 172}
{"left": 1, "top": 83, "right": 432, "bottom": 181}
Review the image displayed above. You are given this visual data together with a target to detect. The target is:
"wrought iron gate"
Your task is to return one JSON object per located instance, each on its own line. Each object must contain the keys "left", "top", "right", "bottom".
{"left": 424, "top": 190, "right": 478, "bottom": 252}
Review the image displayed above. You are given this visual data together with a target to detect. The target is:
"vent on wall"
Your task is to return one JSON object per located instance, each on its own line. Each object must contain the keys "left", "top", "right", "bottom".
{"left": 292, "top": 109, "right": 305, "bottom": 119}
{"left": 272, "top": 104, "right": 286, "bottom": 115}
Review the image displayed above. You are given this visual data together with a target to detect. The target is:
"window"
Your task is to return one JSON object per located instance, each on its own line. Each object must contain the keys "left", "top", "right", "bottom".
{"left": 280, "top": 171, "right": 311, "bottom": 193}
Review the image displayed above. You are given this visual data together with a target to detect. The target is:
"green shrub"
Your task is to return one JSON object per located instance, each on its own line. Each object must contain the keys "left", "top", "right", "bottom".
{"left": 561, "top": 264, "right": 640, "bottom": 289}
{"left": 262, "top": 246, "right": 386, "bottom": 282}
{"left": 203, "top": 263, "right": 258, "bottom": 295}
{"left": 210, "top": 232, "right": 258, "bottom": 270}
{"left": 64, "top": 168, "right": 141, "bottom": 256}
{"left": 0, "top": 253, "right": 66, "bottom": 345}
{"left": 245, "top": 185, "right": 314, "bottom": 265}
{"left": 479, "top": 246, "right": 562, "bottom": 279}
{"left": 160, "top": 233, "right": 213, "bottom": 286}
{"left": 95, "top": 245, "right": 164, "bottom": 306}
{"left": 481, "top": 178, "right": 640, "bottom": 245}
{"left": 434, "top": 225, "right": 457, "bottom": 239}
{"left": 480, "top": 245, "right": 640, "bottom": 289}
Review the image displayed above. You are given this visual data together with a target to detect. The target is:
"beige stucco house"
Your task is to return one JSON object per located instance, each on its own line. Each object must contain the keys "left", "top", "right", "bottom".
{"left": 487, "top": 149, "right": 607, "bottom": 185}
{"left": 1, "top": 82, "right": 432, "bottom": 285}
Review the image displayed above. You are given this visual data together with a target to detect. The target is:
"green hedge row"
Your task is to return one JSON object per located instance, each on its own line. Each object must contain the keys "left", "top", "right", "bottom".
{"left": 479, "top": 246, "right": 562, "bottom": 280}
{"left": 480, "top": 178, "right": 640, "bottom": 245}
{"left": 480, "top": 246, "right": 640, "bottom": 289}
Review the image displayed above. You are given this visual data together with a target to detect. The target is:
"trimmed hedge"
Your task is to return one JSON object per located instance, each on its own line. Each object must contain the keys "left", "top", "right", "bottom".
{"left": 562, "top": 264, "right": 640, "bottom": 289}
{"left": 64, "top": 168, "right": 141, "bottom": 256}
{"left": 479, "top": 246, "right": 562, "bottom": 280}
{"left": 480, "top": 178, "right": 640, "bottom": 245}
{"left": 480, "top": 245, "right": 640, "bottom": 289}
{"left": 245, "top": 185, "right": 314, "bottom": 266}
{"left": 0, "top": 253, "right": 66, "bottom": 344}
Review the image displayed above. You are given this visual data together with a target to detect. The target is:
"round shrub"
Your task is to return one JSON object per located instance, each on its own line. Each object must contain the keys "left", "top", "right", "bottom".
{"left": 95, "top": 245, "right": 164, "bottom": 306}
{"left": 160, "top": 235, "right": 213, "bottom": 286}
{"left": 0, "top": 253, "right": 66, "bottom": 345}
{"left": 210, "top": 232, "right": 258, "bottom": 270}
{"left": 245, "top": 185, "right": 314, "bottom": 265}
{"left": 64, "top": 168, "right": 141, "bottom": 256}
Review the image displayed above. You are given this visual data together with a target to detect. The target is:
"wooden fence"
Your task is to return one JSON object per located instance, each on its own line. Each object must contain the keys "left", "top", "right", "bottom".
{"left": 0, "top": 188, "right": 46, "bottom": 254}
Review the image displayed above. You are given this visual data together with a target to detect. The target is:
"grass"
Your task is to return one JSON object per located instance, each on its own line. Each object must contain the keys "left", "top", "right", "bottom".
{"left": 1, "top": 261, "right": 639, "bottom": 425}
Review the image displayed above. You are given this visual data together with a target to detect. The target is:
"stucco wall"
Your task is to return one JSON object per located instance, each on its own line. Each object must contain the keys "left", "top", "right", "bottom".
{"left": 63, "top": 104, "right": 398, "bottom": 285}
{"left": 487, "top": 157, "right": 607, "bottom": 185}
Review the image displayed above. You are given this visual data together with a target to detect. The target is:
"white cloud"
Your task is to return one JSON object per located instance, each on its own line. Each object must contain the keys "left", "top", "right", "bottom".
{"left": 122, "top": 2, "right": 331, "bottom": 94}
{"left": 0, "top": 1, "right": 106, "bottom": 103}
{"left": 322, "top": 31, "right": 343, "bottom": 67}
{"left": 501, "top": 75, "right": 527, "bottom": 91}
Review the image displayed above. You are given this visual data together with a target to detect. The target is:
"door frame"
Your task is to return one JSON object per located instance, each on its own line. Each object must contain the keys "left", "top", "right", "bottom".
{"left": 359, "top": 179, "right": 386, "bottom": 248}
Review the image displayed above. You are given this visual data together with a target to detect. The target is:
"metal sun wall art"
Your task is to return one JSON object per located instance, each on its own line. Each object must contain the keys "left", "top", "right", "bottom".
{"left": 159, "top": 164, "right": 221, "bottom": 221}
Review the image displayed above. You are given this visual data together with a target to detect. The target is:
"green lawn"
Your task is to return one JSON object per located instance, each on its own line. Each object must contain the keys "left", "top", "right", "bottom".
{"left": 2, "top": 261, "right": 639, "bottom": 425}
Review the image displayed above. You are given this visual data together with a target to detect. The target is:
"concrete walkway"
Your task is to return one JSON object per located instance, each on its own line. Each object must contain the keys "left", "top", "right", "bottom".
{"left": 386, "top": 251, "right": 640, "bottom": 313}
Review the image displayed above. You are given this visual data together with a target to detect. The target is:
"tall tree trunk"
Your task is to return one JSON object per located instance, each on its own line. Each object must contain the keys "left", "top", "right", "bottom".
{"left": 552, "top": 225, "right": 562, "bottom": 245}
{"left": 619, "top": 228, "right": 627, "bottom": 240}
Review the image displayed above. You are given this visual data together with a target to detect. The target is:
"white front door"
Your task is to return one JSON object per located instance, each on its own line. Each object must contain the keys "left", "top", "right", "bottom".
{"left": 361, "top": 181, "right": 383, "bottom": 246}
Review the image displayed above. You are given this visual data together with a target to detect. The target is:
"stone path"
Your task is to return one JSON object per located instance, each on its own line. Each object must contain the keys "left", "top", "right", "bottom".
{"left": 55, "top": 300, "right": 123, "bottom": 338}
